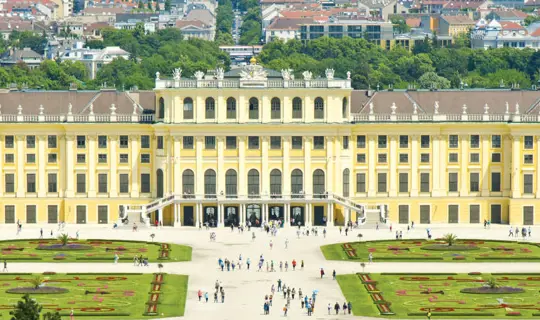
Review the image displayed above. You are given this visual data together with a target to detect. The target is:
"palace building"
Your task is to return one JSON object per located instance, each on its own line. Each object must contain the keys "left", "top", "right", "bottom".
{"left": 1, "top": 59, "right": 540, "bottom": 227}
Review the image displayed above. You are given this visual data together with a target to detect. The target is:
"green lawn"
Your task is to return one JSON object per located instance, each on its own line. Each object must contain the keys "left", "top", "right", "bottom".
{"left": 322, "top": 239, "right": 540, "bottom": 262}
{"left": 337, "top": 273, "right": 540, "bottom": 318}
{"left": 0, "top": 273, "right": 188, "bottom": 319}
{"left": 0, "top": 239, "right": 192, "bottom": 262}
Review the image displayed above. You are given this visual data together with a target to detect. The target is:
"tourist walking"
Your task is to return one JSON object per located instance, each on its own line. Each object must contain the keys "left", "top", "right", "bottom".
{"left": 347, "top": 301, "right": 352, "bottom": 314}
{"left": 204, "top": 292, "right": 209, "bottom": 302}
{"left": 3, "top": 260, "right": 7, "bottom": 272}
{"left": 114, "top": 254, "right": 119, "bottom": 264}
{"left": 39, "top": 228, "right": 43, "bottom": 239}
{"left": 334, "top": 302, "right": 340, "bottom": 315}
{"left": 198, "top": 289, "right": 202, "bottom": 301}
{"left": 285, "top": 238, "right": 289, "bottom": 249}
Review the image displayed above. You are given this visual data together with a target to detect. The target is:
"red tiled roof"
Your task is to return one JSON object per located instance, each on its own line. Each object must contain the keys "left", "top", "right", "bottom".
{"left": 501, "top": 21, "right": 525, "bottom": 30}
{"left": 530, "top": 26, "right": 540, "bottom": 37}
{"left": 406, "top": 17, "right": 421, "bottom": 27}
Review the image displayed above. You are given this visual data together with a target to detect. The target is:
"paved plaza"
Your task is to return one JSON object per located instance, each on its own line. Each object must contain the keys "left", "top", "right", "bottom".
{"left": 2, "top": 223, "right": 540, "bottom": 319}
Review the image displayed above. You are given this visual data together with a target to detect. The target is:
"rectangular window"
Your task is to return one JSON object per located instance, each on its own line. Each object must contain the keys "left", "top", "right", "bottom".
{"left": 524, "top": 174, "right": 534, "bottom": 194}
{"left": 449, "top": 153, "right": 458, "bottom": 163}
{"left": 5, "top": 154, "right": 14, "bottom": 163}
{"left": 26, "top": 205, "right": 36, "bottom": 223}
{"left": 470, "top": 172, "right": 480, "bottom": 192}
{"left": 48, "top": 153, "right": 57, "bottom": 163}
{"left": 76, "top": 154, "right": 86, "bottom": 164}
{"left": 157, "top": 136, "right": 164, "bottom": 149}
{"left": 119, "top": 135, "right": 129, "bottom": 148}
{"left": 98, "top": 205, "right": 108, "bottom": 224}
{"left": 48, "top": 173, "right": 57, "bottom": 193}
{"left": 399, "top": 153, "right": 408, "bottom": 163}
{"left": 313, "top": 136, "right": 324, "bottom": 149}
{"left": 76, "top": 174, "right": 86, "bottom": 193}
{"left": 77, "top": 135, "right": 86, "bottom": 148}
{"left": 449, "top": 135, "right": 459, "bottom": 148}
{"left": 491, "top": 153, "right": 501, "bottom": 163}
{"left": 357, "top": 153, "right": 366, "bottom": 163}
{"left": 119, "top": 154, "right": 128, "bottom": 163}
{"left": 98, "top": 136, "right": 107, "bottom": 148}
{"left": 470, "top": 153, "right": 480, "bottom": 163}
{"left": 248, "top": 136, "right": 259, "bottom": 149}
{"left": 98, "top": 173, "right": 108, "bottom": 193}
{"left": 421, "top": 135, "right": 430, "bottom": 148}
{"left": 141, "top": 173, "right": 150, "bottom": 193}
{"left": 343, "top": 136, "right": 349, "bottom": 149}
{"left": 491, "top": 172, "right": 501, "bottom": 192}
{"left": 5, "top": 205, "right": 15, "bottom": 223}
{"left": 399, "top": 172, "right": 408, "bottom": 193}
{"left": 421, "top": 153, "right": 430, "bottom": 163}
{"left": 48, "top": 135, "right": 57, "bottom": 148}
{"left": 98, "top": 154, "right": 107, "bottom": 163}
{"left": 357, "top": 135, "right": 366, "bottom": 148}
{"left": 378, "top": 135, "right": 387, "bottom": 148}
{"left": 270, "top": 137, "right": 281, "bottom": 149}
{"left": 470, "top": 135, "right": 480, "bottom": 148}
{"left": 378, "top": 153, "right": 387, "bottom": 163}
{"left": 48, "top": 205, "right": 58, "bottom": 224}
{"left": 377, "top": 172, "right": 387, "bottom": 193}
{"left": 5, "top": 174, "right": 14, "bottom": 193}
{"left": 5, "top": 136, "right": 14, "bottom": 148}
{"left": 183, "top": 136, "right": 193, "bottom": 149}
{"left": 492, "top": 135, "right": 501, "bottom": 148}
{"left": 525, "top": 136, "right": 534, "bottom": 149}
{"left": 26, "top": 174, "right": 36, "bottom": 193}
{"left": 141, "top": 135, "right": 150, "bottom": 148}
{"left": 292, "top": 137, "right": 302, "bottom": 149}
{"left": 141, "top": 154, "right": 150, "bottom": 163}
{"left": 399, "top": 135, "right": 408, "bottom": 148}
{"left": 524, "top": 154, "right": 534, "bottom": 164}
{"left": 420, "top": 173, "right": 430, "bottom": 193}
{"left": 26, "top": 154, "right": 36, "bottom": 163}
{"left": 26, "top": 136, "right": 35, "bottom": 148}
{"left": 205, "top": 136, "right": 216, "bottom": 149}
{"left": 356, "top": 173, "right": 366, "bottom": 192}
{"left": 448, "top": 172, "right": 458, "bottom": 192}
{"left": 448, "top": 205, "right": 459, "bottom": 223}
{"left": 119, "top": 174, "right": 129, "bottom": 193}
{"left": 226, "top": 136, "right": 237, "bottom": 149}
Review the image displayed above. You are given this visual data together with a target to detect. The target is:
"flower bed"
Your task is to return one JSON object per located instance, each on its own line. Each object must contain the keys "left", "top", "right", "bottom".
{"left": 6, "top": 287, "right": 69, "bottom": 294}
{"left": 37, "top": 244, "right": 93, "bottom": 251}
{"left": 460, "top": 286, "right": 524, "bottom": 294}
{"left": 421, "top": 244, "right": 479, "bottom": 251}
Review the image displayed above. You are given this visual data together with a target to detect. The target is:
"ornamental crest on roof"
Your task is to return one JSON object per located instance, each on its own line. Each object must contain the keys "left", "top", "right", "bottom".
{"left": 239, "top": 58, "right": 268, "bottom": 81}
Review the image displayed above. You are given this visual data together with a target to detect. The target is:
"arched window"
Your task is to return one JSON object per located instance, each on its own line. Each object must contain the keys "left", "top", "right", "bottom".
{"left": 271, "top": 97, "right": 281, "bottom": 120}
{"left": 342, "top": 97, "right": 348, "bottom": 119}
{"left": 292, "top": 97, "right": 302, "bottom": 119}
{"left": 225, "top": 169, "right": 237, "bottom": 198}
{"left": 247, "top": 169, "right": 260, "bottom": 197}
{"left": 343, "top": 168, "right": 350, "bottom": 197}
{"left": 183, "top": 98, "right": 193, "bottom": 120}
{"left": 291, "top": 169, "right": 303, "bottom": 198}
{"left": 158, "top": 97, "right": 165, "bottom": 120}
{"left": 205, "top": 97, "right": 215, "bottom": 119}
{"left": 156, "top": 169, "right": 164, "bottom": 198}
{"left": 226, "top": 97, "right": 236, "bottom": 119}
{"left": 313, "top": 169, "right": 325, "bottom": 198}
{"left": 204, "top": 169, "right": 216, "bottom": 198}
{"left": 314, "top": 97, "right": 324, "bottom": 119}
{"left": 270, "top": 169, "right": 282, "bottom": 197}
{"left": 249, "top": 97, "right": 259, "bottom": 120}
{"left": 182, "top": 169, "right": 194, "bottom": 197}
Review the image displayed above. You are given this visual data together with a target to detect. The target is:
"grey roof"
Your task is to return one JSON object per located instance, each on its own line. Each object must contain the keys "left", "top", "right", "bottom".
{"left": 0, "top": 90, "right": 156, "bottom": 115}
{"left": 224, "top": 68, "right": 283, "bottom": 79}
{"left": 1, "top": 48, "right": 42, "bottom": 62}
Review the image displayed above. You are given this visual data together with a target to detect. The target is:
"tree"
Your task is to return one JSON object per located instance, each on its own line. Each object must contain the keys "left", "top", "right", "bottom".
{"left": 58, "top": 233, "right": 69, "bottom": 246}
{"left": 442, "top": 233, "right": 457, "bottom": 246}
{"left": 524, "top": 15, "right": 540, "bottom": 26}
{"left": 138, "top": 0, "right": 144, "bottom": 9}
{"left": 147, "top": 0, "right": 153, "bottom": 10}
{"left": 486, "top": 277, "right": 498, "bottom": 289}
{"left": 10, "top": 294, "right": 42, "bottom": 320}
{"left": 164, "top": 0, "right": 171, "bottom": 11}
{"left": 42, "top": 312, "right": 62, "bottom": 320}
{"left": 29, "top": 275, "right": 44, "bottom": 289}
{"left": 389, "top": 15, "right": 410, "bottom": 34}
{"left": 418, "top": 71, "right": 451, "bottom": 89}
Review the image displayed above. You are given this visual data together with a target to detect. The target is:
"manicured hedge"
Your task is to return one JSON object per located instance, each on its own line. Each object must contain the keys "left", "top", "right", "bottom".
{"left": 374, "top": 257, "right": 444, "bottom": 261}
{"left": 0, "top": 273, "right": 32, "bottom": 275}
{"left": 475, "top": 257, "right": 540, "bottom": 261}
{"left": 75, "top": 257, "right": 133, "bottom": 261}
{"left": 491, "top": 273, "right": 540, "bottom": 276}
{"left": 408, "top": 312, "right": 494, "bottom": 317}
{"left": 381, "top": 273, "right": 457, "bottom": 275}
{"left": 58, "top": 313, "right": 131, "bottom": 317}
{"left": 3, "top": 258, "right": 42, "bottom": 261}
{"left": 66, "top": 273, "right": 144, "bottom": 275}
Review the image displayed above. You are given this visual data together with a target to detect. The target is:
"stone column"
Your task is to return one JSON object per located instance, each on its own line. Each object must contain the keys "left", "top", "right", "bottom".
{"left": 283, "top": 137, "right": 291, "bottom": 197}
{"left": 0, "top": 135, "right": 3, "bottom": 197}
{"left": 173, "top": 136, "right": 182, "bottom": 194}
{"left": 432, "top": 135, "right": 441, "bottom": 196}
{"left": 512, "top": 135, "right": 521, "bottom": 198}
{"left": 503, "top": 135, "right": 512, "bottom": 196}
{"left": 88, "top": 135, "right": 96, "bottom": 197}
{"left": 262, "top": 137, "right": 269, "bottom": 196}
{"left": 304, "top": 137, "right": 312, "bottom": 195}
{"left": 367, "top": 135, "right": 376, "bottom": 196}
{"left": 59, "top": 135, "right": 65, "bottom": 197}
{"left": 460, "top": 135, "right": 469, "bottom": 196}
{"left": 217, "top": 137, "right": 225, "bottom": 195}
{"left": 238, "top": 137, "right": 246, "bottom": 196}
{"left": 37, "top": 135, "right": 46, "bottom": 197}
{"left": 195, "top": 136, "right": 204, "bottom": 196}
{"left": 439, "top": 135, "right": 447, "bottom": 196}
{"left": 389, "top": 135, "right": 397, "bottom": 196}
{"left": 65, "top": 135, "right": 75, "bottom": 197}
{"left": 410, "top": 135, "right": 419, "bottom": 196}
{"left": 481, "top": 134, "right": 490, "bottom": 196}
{"left": 327, "top": 137, "right": 334, "bottom": 195}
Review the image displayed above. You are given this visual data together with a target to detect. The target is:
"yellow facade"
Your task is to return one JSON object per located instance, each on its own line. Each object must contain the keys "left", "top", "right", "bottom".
{"left": 1, "top": 65, "right": 540, "bottom": 227}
